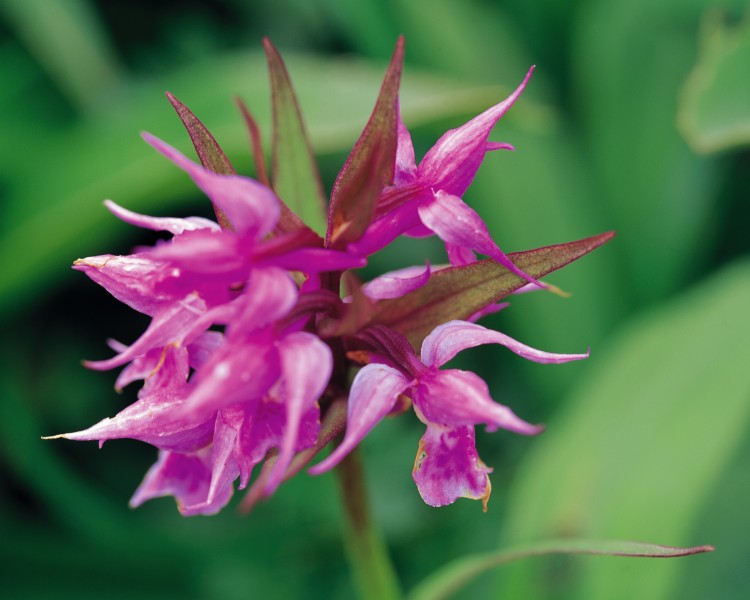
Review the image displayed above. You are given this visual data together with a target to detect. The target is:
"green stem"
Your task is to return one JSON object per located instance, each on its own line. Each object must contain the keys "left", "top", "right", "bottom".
{"left": 335, "top": 448, "right": 403, "bottom": 600}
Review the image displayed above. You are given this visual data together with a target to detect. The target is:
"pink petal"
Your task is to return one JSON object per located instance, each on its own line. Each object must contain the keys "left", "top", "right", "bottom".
{"left": 309, "top": 364, "right": 411, "bottom": 474}
{"left": 150, "top": 229, "right": 247, "bottom": 276}
{"left": 417, "top": 66, "right": 533, "bottom": 197}
{"left": 104, "top": 199, "right": 220, "bottom": 234}
{"left": 73, "top": 254, "right": 180, "bottom": 316}
{"left": 232, "top": 267, "right": 298, "bottom": 331}
{"left": 467, "top": 302, "right": 510, "bottom": 323}
{"left": 421, "top": 320, "right": 589, "bottom": 368}
{"left": 143, "top": 132, "right": 280, "bottom": 239}
{"left": 130, "top": 449, "right": 233, "bottom": 516}
{"left": 394, "top": 104, "right": 417, "bottom": 185}
{"left": 347, "top": 199, "right": 423, "bottom": 257}
{"left": 445, "top": 243, "right": 477, "bottom": 266}
{"left": 362, "top": 261, "right": 431, "bottom": 300}
{"left": 413, "top": 369, "right": 542, "bottom": 435}
{"left": 418, "top": 190, "right": 544, "bottom": 287}
{"left": 85, "top": 293, "right": 207, "bottom": 371}
{"left": 264, "top": 247, "right": 367, "bottom": 273}
{"left": 412, "top": 423, "right": 491, "bottom": 508}
{"left": 486, "top": 141, "right": 515, "bottom": 152}
{"left": 264, "top": 332, "right": 331, "bottom": 494}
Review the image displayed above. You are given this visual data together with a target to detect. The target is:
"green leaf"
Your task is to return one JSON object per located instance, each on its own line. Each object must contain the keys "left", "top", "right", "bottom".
{"left": 326, "top": 37, "right": 404, "bottom": 247}
{"left": 329, "top": 231, "right": 614, "bottom": 347}
{"left": 265, "top": 38, "right": 328, "bottom": 235}
{"left": 497, "top": 259, "right": 750, "bottom": 599}
{"left": 678, "top": 10, "right": 750, "bottom": 153}
{"left": 408, "top": 539, "right": 713, "bottom": 600}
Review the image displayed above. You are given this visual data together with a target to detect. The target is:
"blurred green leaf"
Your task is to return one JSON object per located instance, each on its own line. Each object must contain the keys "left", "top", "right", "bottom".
{"left": 409, "top": 539, "right": 713, "bottom": 600}
{"left": 496, "top": 258, "right": 750, "bottom": 599}
{"left": 679, "top": 10, "right": 750, "bottom": 153}
{"left": 0, "top": 0, "right": 123, "bottom": 111}
{"left": 571, "top": 0, "right": 745, "bottom": 302}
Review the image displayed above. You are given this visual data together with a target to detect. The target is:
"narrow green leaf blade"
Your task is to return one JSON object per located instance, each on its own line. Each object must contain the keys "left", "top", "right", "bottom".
{"left": 265, "top": 38, "right": 328, "bottom": 235}
{"left": 408, "top": 539, "right": 713, "bottom": 600}
{"left": 333, "top": 231, "right": 613, "bottom": 346}
{"left": 326, "top": 36, "right": 404, "bottom": 247}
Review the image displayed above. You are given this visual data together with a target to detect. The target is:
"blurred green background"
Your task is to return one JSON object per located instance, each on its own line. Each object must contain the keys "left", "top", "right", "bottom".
{"left": 2, "top": 0, "right": 749, "bottom": 598}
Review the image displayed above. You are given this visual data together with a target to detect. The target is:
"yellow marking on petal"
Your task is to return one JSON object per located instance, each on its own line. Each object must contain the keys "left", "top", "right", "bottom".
{"left": 147, "top": 342, "right": 181, "bottom": 380}
{"left": 545, "top": 282, "right": 571, "bottom": 298}
{"left": 73, "top": 256, "right": 113, "bottom": 269}
{"left": 481, "top": 477, "right": 491, "bottom": 513}
{"left": 413, "top": 438, "right": 428, "bottom": 472}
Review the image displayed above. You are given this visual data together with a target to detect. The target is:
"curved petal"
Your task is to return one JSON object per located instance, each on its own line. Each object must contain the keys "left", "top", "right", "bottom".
{"left": 264, "top": 332, "right": 331, "bottom": 494}
{"left": 265, "top": 247, "right": 367, "bottom": 273}
{"left": 308, "top": 364, "right": 411, "bottom": 474}
{"left": 413, "top": 369, "right": 542, "bottom": 435}
{"left": 394, "top": 104, "right": 417, "bottom": 185}
{"left": 421, "top": 320, "right": 589, "bottom": 368}
{"left": 418, "top": 190, "right": 543, "bottom": 287}
{"left": 233, "top": 267, "right": 298, "bottom": 332}
{"left": 143, "top": 132, "right": 280, "bottom": 239}
{"left": 417, "top": 66, "right": 533, "bottom": 197}
{"left": 85, "top": 293, "right": 207, "bottom": 371}
{"left": 104, "top": 199, "right": 220, "bottom": 234}
{"left": 347, "top": 199, "right": 423, "bottom": 257}
{"left": 412, "top": 423, "right": 491, "bottom": 509}
{"left": 73, "top": 254, "right": 178, "bottom": 316}
{"left": 362, "top": 261, "right": 431, "bottom": 300}
{"left": 130, "top": 449, "right": 234, "bottom": 516}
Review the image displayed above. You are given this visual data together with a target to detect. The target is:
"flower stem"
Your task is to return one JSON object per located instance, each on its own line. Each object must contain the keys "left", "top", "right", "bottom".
{"left": 335, "top": 447, "right": 403, "bottom": 600}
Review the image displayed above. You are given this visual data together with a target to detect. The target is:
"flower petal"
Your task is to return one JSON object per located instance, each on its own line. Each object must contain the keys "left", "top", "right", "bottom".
{"left": 85, "top": 293, "right": 207, "bottom": 371}
{"left": 104, "top": 199, "right": 220, "bottom": 234}
{"left": 418, "top": 190, "right": 543, "bottom": 287}
{"left": 421, "top": 319, "right": 589, "bottom": 368}
{"left": 394, "top": 105, "right": 417, "bottom": 185}
{"left": 413, "top": 369, "right": 542, "bottom": 435}
{"left": 143, "top": 132, "right": 280, "bottom": 239}
{"left": 130, "top": 449, "right": 234, "bottom": 516}
{"left": 362, "top": 261, "right": 431, "bottom": 300}
{"left": 308, "top": 364, "right": 410, "bottom": 474}
{"left": 264, "top": 332, "right": 330, "bottom": 494}
{"left": 412, "top": 423, "right": 491, "bottom": 509}
{"left": 417, "top": 66, "right": 533, "bottom": 197}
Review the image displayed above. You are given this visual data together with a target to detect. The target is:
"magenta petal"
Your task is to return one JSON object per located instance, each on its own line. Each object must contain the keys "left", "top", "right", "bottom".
{"left": 413, "top": 369, "right": 542, "bottom": 435}
{"left": 86, "top": 294, "right": 207, "bottom": 371}
{"left": 74, "top": 254, "right": 179, "bottom": 316}
{"left": 421, "top": 320, "right": 589, "bottom": 368}
{"left": 417, "top": 66, "right": 533, "bottom": 196}
{"left": 233, "top": 267, "right": 298, "bottom": 331}
{"left": 265, "top": 247, "right": 367, "bottom": 273}
{"left": 130, "top": 449, "right": 233, "bottom": 516}
{"left": 486, "top": 141, "right": 515, "bottom": 152}
{"left": 394, "top": 105, "right": 417, "bottom": 185}
{"left": 309, "top": 364, "right": 411, "bottom": 474}
{"left": 445, "top": 243, "right": 477, "bottom": 266}
{"left": 104, "top": 199, "right": 220, "bottom": 234}
{"left": 418, "top": 190, "right": 543, "bottom": 287}
{"left": 150, "top": 229, "right": 247, "bottom": 275}
{"left": 264, "top": 332, "right": 330, "bottom": 494}
{"left": 362, "top": 261, "right": 431, "bottom": 300}
{"left": 412, "top": 423, "right": 491, "bottom": 508}
{"left": 467, "top": 302, "right": 510, "bottom": 323}
{"left": 143, "top": 132, "right": 280, "bottom": 239}
{"left": 348, "top": 199, "right": 423, "bottom": 257}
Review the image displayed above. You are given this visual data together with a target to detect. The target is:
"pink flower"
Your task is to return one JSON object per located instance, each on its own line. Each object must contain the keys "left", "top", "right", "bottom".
{"left": 309, "top": 320, "right": 587, "bottom": 508}
{"left": 348, "top": 68, "right": 544, "bottom": 287}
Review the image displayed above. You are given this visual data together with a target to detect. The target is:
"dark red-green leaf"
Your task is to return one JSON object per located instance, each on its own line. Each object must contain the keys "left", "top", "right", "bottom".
{"left": 265, "top": 38, "right": 328, "bottom": 236}
{"left": 407, "top": 538, "right": 713, "bottom": 600}
{"left": 326, "top": 36, "right": 404, "bottom": 248}
{"left": 166, "top": 91, "right": 235, "bottom": 229}
{"left": 326, "top": 232, "right": 614, "bottom": 347}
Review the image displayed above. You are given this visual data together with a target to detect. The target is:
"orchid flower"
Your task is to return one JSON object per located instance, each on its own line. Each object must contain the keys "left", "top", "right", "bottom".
{"left": 310, "top": 321, "right": 588, "bottom": 508}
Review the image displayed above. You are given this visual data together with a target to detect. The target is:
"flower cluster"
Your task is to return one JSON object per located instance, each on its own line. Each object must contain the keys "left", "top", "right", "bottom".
{"left": 52, "top": 38, "right": 606, "bottom": 515}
